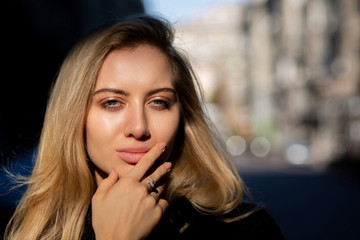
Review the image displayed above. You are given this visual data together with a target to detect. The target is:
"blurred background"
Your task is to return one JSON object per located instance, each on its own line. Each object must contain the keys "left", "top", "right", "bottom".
{"left": 1, "top": 0, "right": 359, "bottom": 239}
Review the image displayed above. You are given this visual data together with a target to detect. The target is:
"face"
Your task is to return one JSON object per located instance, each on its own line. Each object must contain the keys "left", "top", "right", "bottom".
{"left": 86, "top": 44, "right": 180, "bottom": 184}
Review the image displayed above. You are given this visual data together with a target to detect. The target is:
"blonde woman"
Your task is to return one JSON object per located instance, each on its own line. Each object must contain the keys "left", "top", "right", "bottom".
{"left": 5, "top": 15, "right": 283, "bottom": 240}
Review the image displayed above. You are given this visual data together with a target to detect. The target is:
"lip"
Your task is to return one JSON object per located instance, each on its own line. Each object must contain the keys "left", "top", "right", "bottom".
{"left": 116, "top": 147, "right": 150, "bottom": 164}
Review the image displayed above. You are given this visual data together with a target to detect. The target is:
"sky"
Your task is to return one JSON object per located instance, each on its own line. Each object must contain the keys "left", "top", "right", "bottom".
{"left": 142, "top": 0, "right": 248, "bottom": 24}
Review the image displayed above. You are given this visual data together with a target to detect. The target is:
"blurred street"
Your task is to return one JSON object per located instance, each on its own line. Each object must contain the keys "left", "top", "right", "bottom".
{"left": 237, "top": 155, "right": 360, "bottom": 240}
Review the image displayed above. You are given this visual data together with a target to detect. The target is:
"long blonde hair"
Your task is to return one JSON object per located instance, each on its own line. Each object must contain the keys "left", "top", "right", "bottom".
{"left": 5, "top": 15, "right": 247, "bottom": 240}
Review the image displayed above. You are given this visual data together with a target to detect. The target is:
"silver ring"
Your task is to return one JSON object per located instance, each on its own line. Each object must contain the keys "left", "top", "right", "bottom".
{"left": 145, "top": 179, "right": 155, "bottom": 189}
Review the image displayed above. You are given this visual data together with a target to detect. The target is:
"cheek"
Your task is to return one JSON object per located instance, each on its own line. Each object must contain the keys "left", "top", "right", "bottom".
{"left": 151, "top": 112, "right": 180, "bottom": 159}
{"left": 85, "top": 110, "right": 122, "bottom": 156}
{"left": 87, "top": 109, "right": 122, "bottom": 136}
{"left": 149, "top": 112, "right": 180, "bottom": 162}
{"left": 150, "top": 110, "right": 180, "bottom": 142}
{"left": 85, "top": 112, "right": 102, "bottom": 159}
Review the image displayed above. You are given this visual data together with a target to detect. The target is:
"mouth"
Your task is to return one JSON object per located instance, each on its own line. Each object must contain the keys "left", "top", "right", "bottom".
{"left": 116, "top": 147, "right": 150, "bottom": 164}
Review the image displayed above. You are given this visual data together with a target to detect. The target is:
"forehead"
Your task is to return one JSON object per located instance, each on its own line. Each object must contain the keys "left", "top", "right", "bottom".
{"left": 95, "top": 45, "right": 174, "bottom": 90}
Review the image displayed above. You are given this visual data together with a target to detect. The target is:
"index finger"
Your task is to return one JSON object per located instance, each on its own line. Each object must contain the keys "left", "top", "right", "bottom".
{"left": 127, "top": 142, "right": 167, "bottom": 180}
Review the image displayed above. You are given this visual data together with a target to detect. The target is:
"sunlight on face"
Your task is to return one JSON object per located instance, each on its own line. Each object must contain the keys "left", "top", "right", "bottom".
{"left": 86, "top": 45, "right": 180, "bottom": 184}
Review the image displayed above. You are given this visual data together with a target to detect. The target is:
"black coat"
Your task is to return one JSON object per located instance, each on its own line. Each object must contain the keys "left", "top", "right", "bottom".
{"left": 82, "top": 197, "right": 285, "bottom": 240}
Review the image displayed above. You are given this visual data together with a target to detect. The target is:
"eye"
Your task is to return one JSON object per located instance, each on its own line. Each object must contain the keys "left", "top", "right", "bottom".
{"left": 99, "top": 99, "right": 123, "bottom": 111}
{"left": 149, "top": 99, "right": 171, "bottom": 110}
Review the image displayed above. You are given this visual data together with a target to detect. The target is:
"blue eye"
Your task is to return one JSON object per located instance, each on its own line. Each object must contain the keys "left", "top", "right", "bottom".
{"left": 100, "top": 99, "right": 123, "bottom": 111}
{"left": 150, "top": 99, "right": 171, "bottom": 110}
{"left": 106, "top": 100, "right": 119, "bottom": 106}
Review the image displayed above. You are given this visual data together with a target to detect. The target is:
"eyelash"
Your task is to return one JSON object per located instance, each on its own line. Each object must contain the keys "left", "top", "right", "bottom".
{"left": 150, "top": 99, "right": 171, "bottom": 110}
{"left": 98, "top": 99, "right": 172, "bottom": 111}
{"left": 99, "top": 99, "right": 123, "bottom": 111}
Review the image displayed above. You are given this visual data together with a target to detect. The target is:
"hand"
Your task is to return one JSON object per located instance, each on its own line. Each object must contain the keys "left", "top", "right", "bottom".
{"left": 91, "top": 142, "right": 171, "bottom": 240}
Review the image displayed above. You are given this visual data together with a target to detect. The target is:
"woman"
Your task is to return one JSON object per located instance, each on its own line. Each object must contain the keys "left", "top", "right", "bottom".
{"left": 5, "top": 15, "right": 283, "bottom": 239}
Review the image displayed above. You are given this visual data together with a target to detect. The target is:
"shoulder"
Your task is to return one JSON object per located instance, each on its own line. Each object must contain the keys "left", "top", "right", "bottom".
{"left": 148, "top": 197, "right": 285, "bottom": 240}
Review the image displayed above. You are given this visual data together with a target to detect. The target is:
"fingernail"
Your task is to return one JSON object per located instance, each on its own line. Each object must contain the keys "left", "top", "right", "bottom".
{"left": 159, "top": 142, "right": 167, "bottom": 152}
{"left": 164, "top": 162, "right": 172, "bottom": 171}
{"left": 108, "top": 169, "right": 115, "bottom": 177}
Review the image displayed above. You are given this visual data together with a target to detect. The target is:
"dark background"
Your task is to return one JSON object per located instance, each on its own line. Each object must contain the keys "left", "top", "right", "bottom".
{"left": 0, "top": 0, "right": 144, "bottom": 161}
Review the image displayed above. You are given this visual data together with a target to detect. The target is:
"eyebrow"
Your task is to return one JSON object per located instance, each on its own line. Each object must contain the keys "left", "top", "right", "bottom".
{"left": 93, "top": 88, "right": 130, "bottom": 96}
{"left": 92, "top": 87, "right": 177, "bottom": 100}
{"left": 146, "top": 88, "right": 177, "bottom": 100}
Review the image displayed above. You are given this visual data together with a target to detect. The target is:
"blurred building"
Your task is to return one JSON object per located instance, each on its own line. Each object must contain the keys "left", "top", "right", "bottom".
{"left": 174, "top": 0, "right": 360, "bottom": 167}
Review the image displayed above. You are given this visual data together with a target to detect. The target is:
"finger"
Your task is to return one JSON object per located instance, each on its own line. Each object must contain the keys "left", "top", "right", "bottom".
{"left": 141, "top": 161, "right": 171, "bottom": 191}
{"left": 143, "top": 178, "right": 156, "bottom": 192}
{"left": 149, "top": 162, "right": 171, "bottom": 182}
{"left": 93, "top": 170, "right": 118, "bottom": 199}
{"left": 149, "top": 185, "right": 164, "bottom": 201}
{"left": 128, "top": 142, "right": 167, "bottom": 180}
{"left": 157, "top": 199, "right": 169, "bottom": 214}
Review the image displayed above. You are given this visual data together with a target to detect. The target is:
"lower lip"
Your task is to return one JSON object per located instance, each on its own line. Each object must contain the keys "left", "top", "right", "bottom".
{"left": 117, "top": 152, "right": 146, "bottom": 164}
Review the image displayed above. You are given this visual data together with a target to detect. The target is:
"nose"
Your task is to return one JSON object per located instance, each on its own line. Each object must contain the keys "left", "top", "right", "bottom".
{"left": 124, "top": 104, "right": 150, "bottom": 141}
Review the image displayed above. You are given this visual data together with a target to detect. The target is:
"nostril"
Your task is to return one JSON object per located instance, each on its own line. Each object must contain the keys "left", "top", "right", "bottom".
{"left": 128, "top": 132, "right": 150, "bottom": 141}
{"left": 138, "top": 134, "right": 151, "bottom": 141}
